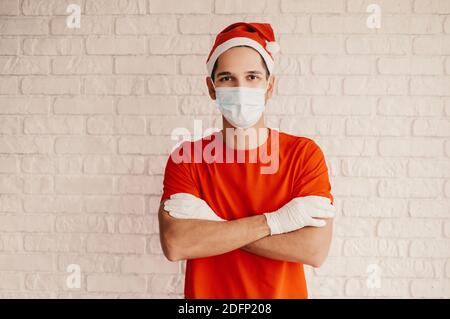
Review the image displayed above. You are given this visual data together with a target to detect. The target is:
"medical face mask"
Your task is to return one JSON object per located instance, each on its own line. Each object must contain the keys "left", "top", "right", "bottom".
{"left": 212, "top": 80, "right": 270, "bottom": 129}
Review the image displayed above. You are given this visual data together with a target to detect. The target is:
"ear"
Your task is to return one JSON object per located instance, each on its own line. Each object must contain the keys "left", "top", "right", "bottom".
{"left": 266, "top": 75, "right": 275, "bottom": 100}
{"left": 206, "top": 76, "right": 216, "bottom": 100}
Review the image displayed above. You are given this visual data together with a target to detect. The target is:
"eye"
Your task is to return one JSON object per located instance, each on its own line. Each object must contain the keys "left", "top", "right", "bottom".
{"left": 219, "top": 76, "right": 231, "bottom": 82}
{"left": 248, "top": 75, "right": 260, "bottom": 80}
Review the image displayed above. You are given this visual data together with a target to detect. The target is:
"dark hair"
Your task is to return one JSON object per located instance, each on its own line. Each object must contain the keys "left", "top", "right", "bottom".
{"left": 211, "top": 45, "right": 270, "bottom": 82}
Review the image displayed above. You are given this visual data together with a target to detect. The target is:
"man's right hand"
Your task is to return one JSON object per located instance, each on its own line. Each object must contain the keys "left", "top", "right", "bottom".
{"left": 263, "top": 196, "right": 336, "bottom": 236}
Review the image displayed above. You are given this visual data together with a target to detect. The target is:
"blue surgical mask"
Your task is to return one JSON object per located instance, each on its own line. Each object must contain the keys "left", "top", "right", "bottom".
{"left": 212, "top": 81, "right": 269, "bottom": 129}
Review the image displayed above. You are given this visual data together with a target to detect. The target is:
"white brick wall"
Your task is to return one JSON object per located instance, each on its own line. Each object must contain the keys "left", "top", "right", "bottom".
{"left": 0, "top": 0, "right": 448, "bottom": 298}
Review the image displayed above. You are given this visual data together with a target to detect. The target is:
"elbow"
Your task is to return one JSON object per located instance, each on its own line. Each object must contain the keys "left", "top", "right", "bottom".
{"left": 303, "top": 246, "right": 330, "bottom": 268}
{"left": 160, "top": 231, "right": 185, "bottom": 262}
{"left": 307, "top": 251, "right": 329, "bottom": 268}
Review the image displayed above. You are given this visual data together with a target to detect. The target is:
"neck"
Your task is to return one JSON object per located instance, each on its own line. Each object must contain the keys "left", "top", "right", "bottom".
{"left": 221, "top": 117, "right": 268, "bottom": 150}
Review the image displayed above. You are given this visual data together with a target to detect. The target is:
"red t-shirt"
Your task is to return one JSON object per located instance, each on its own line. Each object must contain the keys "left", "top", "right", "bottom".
{"left": 160, "top": 128, "right": 334, "bottom": 298}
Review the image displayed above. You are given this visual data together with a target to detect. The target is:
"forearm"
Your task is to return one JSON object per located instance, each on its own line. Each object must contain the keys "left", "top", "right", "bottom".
{"left": 241, "top": 219, "right": 333, "bottom": 266}
{"left": 159, "top": 207, "right": 270, "bottom": 261}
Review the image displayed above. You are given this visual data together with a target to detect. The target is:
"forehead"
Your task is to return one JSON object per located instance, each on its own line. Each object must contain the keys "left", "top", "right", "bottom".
{"left": 215, "top": 46, "right": 265, "bottom": 73}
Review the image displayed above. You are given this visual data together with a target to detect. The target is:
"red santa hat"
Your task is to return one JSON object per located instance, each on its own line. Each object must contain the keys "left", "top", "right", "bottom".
{"left": 206, "top": 22, "right": 280, "bottom": 77}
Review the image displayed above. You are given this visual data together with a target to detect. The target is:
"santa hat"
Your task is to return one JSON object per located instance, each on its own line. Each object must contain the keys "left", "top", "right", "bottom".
{"left": 206, "top": 22, "right": 280, "bottom": 77}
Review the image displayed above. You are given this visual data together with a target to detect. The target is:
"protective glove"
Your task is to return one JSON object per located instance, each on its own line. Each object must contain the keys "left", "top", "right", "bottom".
{"left": 163, "top": 193, "right": 226, "bottom": 222}
{"left": 263, "top": 195, "right": 336, "bottom": 235}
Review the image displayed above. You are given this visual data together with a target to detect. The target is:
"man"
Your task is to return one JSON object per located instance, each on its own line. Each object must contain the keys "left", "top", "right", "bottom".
{"left": 158, "top": 22, "right": 336, "bottom": 299}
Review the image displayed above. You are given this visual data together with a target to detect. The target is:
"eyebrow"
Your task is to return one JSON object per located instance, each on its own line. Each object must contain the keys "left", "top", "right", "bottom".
{"left": 216, "top": 70, "right": 264, "bottom": 77}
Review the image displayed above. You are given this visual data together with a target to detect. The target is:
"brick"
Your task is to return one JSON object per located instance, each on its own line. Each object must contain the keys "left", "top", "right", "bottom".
{"left": 22, "top": 77, "right": 81, "bottom": 95}
{"left": 413, "top": 36, "right": 450, "bottom": 55}
{"left": 0, "top": 57, "right": 49, "bottom": 75}
{"left": 50, "top": 16, "right": 112, "bottom": 35}
{"left": 410, "top": 239, "right": 450, "bottom": 257}
{"left": 0, "top": 234, "right": 23, "bottom": 251}
{"left": 378, "top": 179, "right": 440, "bottom": 198}
{"left": 87, "top": 274, "right": 146, "bottom": 293}
{"left": 334, "top": 218, "right": 377, "bottom": 237}
{"left": 148, "top": 35, "right": 211, "bottom": 55}
{"left": 83, "top": 155, "right": 145, "bottom": 174}
{"left": 0, "top": 18, "right": 48, "bottom": 35}
{"left": 0, "top": 78, "right": 18, "bottom": 94}
{"left": 86, "top": 37, "right": 146, "bottom": 55}
{"left": 52, "top": 56, "right": 112, "bottom": 74}
{"left": 378, "top": 219, "right": 441, "bottom": 237}
{"left": 0, "top": 214, "right": 53, "bottom": 232}
{"left": 0, "top": 117, "right": 20, "bottom": 134}
{"left": 24, "top": 116, "right": 84, "bottom": 134}
{"left": 0, "top": 254, "right": 53, "bottom": 271}
{"left": 277, "top": 76, "right": 341, "bottom": 95}
{"left": 115, "top": 56, "right": 176, "bottom": 74}
{"left": 413, "top": 119, "right": 450, "bottom": 136}
{"left": 85, "top": 195, "right": 144, "bottom": 215}
{"left": 54, "top": 97, "right": 113, "bottom": 114}
{"left": 23, "top": 38, "right": 83, "bottom": 55}
{"left": 58, "top": 254, "right": 118, "bottom": 273}
{"left": 380, "top": 14, "right": 443, "bottom": 34}
{"left": 116, "top": 16, "right": 177, "bottom": 35}
{"left": 121, "top": 255, "right": 179, "bottom": 274}
{"left": 86, "top": 234, "right": 145, "bottom": 254}
{"left": 55, "top": 215, "right": 106, "bottom": 233}
{"left": 312, "top": 56, "right": 373, "bottom": 75}
{"left": 378, "top": 57, "right": 443, "bottom": 75}
{"left": 343, "top": 238, "right": 404, "bottom": 257}
{"left": 280, "top": 117, "right": 345, "bottom": 136}
{"left": 118, "top": 136, "right": 178, "bottom": 155}
{"left": 311, "top": 97, "right": 373, "bottom": 115}
{"left": 23, "top": 175, "right": 53, "bottom": 194}
{"left": 149, "top": 274, "right": 183, "bottom": 294}
{"left": 54, "top": 176, "right": 113, "bottom": 194}
{"left": 343, "top": 198, "right": 408, "bottom": 218}
{"left": 118, "top": 175, "right": 163, "bottom": 195}
{"left": 85, "top": 0, "right": 146, "bottom": 14}
{"left": 117, "top": 96, "right": 178, "bottom": 115}
{"left": 346, "top": 117, "right": 411, "bottom": 136}
{"left": 343, "top": 76, "right": 408, "bottom": 95}
{"left": 414, "top": 0, "right": 450, "bottom": 13}
{"left": 378, "top": 97, "right": 443, "bottom": 116}
{"left": 379, "top": 138, "right": 442, "bottom": 157}
{"left": 0, "top": 38, "right": 19, "bottom": 54}
{"left": 0, "top": 136, "right": 52, "bottom": 154}
{"left": 279, "top": 35, "right": 344, "bottom": 54}
{"left": 311, "top": 16, "right": 370, "bottom": 34}
{"left": 410, "top": 199, "right": 450, "bottom": 217}
{"left": 347, "top": 0, "right": 412, "bottom": 13}
{"left": 22, "top": 0, "right": 83, "bottom": 15}
{"left": 281, "top": 0, "right": 344, "bottom": 13}
{"left": 342, "top": 158, "right": 407, "bottom": 177}
{"left": 118, "top": 216, "right": 156, "bottom": 234}
{"left": 346, "top": 36, "right": 411, "bottom": 55}
{"left": 0, "top": 0, "right": 19, "bottom": 15}
{"left": 411, "top": 279, "right": 450, "bottom": 298}
{"left": 149, "top": 0, "right": 212, "bottom": 13}
{"left": 85, "top": 76, "right": 144, "bottom": 95}
{"left": 24, "top": 234, "right": 83, "bottom": 252}
{"left": 215, "top": 0, "right": 277, "bottom": 13}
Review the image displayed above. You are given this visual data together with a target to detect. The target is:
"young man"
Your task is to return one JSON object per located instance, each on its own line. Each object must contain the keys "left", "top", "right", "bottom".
{"left": 158, "top": 22, "right": 336, "bottom": 299}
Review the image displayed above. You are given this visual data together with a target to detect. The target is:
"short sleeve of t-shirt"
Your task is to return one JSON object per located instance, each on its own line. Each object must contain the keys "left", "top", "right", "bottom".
{"left": 160, "top": 143, "right": 200, "bottom": 202}
{"left": 292, "top": 140, "right": 334, "bottom": 205}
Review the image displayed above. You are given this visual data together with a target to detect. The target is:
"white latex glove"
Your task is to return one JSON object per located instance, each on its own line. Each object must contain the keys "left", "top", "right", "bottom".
{"left": 263, "top": 196, "right": 336, "bottom": 235}
{"left": 163, "top": 193, "right": 226, "bottom": 222}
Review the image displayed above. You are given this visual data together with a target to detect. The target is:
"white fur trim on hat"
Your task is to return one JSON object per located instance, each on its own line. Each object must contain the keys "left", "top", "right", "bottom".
{"left": 265, "top": 41, "right": 280, "bottom": 55}
{"left": 206, "top": 37, "right": 275, "bottom": 76}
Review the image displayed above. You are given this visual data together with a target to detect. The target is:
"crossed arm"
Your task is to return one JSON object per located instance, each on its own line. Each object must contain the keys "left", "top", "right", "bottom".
{"left": 158, "top": 199, "right": 333, "bottom": 267}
